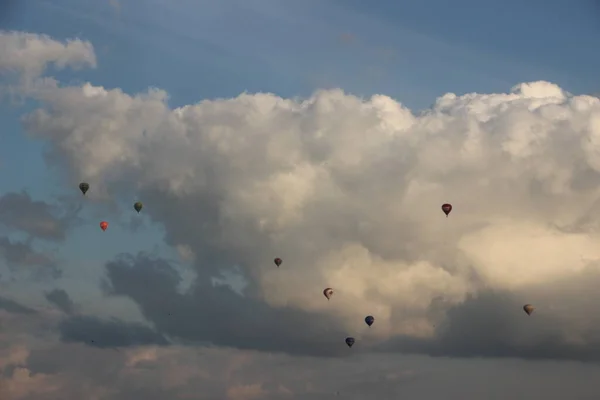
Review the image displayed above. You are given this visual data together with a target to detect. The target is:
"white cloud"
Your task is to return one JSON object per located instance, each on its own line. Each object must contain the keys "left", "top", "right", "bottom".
{"left": 0, "top": 31, "right": 96, "bottom": 81}
{"left": 2, "top": 30, "right": 600, "bottom": 348}
{"left": 20, "top": 73, "right": 600, "bottom": 342}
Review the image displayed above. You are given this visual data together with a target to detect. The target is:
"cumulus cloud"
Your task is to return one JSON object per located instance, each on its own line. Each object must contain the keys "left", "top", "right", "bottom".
{"left": 19, "top": 57, "right": 600, "bottom": 360}
{"left": 5, "top": 29, "right": 600, "bottom": 372}
{"left": 0, "top": 30, "right": 96, "bottom": 80}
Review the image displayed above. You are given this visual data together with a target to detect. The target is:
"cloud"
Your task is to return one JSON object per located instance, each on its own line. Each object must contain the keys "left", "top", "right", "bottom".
{"left": 6, "top": 29, "right": 600, "bottom": 367}
{"left": 20, "top": 62, "right": 600, "bottom": 360}
{"left": 0, "top": 296, "right": 36, "bottom": 315}
{"left": 0, "top": 30, "right": 96, "bottom": 80}
{"left": 378, "top": 280, "right": 600, "bottom": 362}
{"left": 0, "top": 237, "right": 61, "bottom": 280}
{"left": 58, "top": 315, "right": 169, "bottom": 349}
{"left": 0, "top": 191, "right": 70, "bottom": 241}
{"left": 44, "top": 289, "right": 75, "bottom": 315}
{"left": 99, "top": 254, "right": 347, "bottom": 356}
{"left": 2, "top": 342, "right": 600, "bottom": 400}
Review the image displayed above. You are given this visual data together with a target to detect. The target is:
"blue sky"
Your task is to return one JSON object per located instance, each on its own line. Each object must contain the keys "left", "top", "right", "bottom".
{"left": 2, "top": 0, "right": 600, "bottom": 296}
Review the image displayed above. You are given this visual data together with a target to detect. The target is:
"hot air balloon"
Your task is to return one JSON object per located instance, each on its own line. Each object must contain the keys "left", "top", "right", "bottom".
{"left": 134, "top": 202, "right": 143, "bottom": 213}
{"left": 79, "top": 182, "right": 89, "bottom": 195}
{"left": 345, "top": 337, "right": 355, "bottom": 348}
{"left": 523, "top": 304, "right": 535, "bottom": 316}
{"left": 100, "top": 221, "right": 108, "bottom": 231}
{"left": 365, "top": 315, "right": 374, "bottom": 327}
{"left": 274, "top": 258, "right": 282, "bottom": 267}
{"left": 323, "top": 287, "right": 333, "bottom": 300}
{"left": 441, "top": 203, "right": 452, "bottom": 217}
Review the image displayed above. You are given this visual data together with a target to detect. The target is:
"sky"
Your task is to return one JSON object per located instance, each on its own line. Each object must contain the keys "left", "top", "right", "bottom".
{"left": 2, "top": 0, "right": 600, "bottom": 398}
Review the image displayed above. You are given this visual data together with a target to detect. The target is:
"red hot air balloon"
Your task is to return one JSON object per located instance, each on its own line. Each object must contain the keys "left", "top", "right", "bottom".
{"left": 100, "top": 221, "right": 108, "bottom": 231}
{"left": 441, "top": 203, "right": 452, "bottom": 217}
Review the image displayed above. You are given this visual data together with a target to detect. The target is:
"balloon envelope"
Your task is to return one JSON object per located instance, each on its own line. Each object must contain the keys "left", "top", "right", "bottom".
{"left": 100, "top": 221, "right": 108, "bottom": 231}
{"left": 323, "top": 288, "right": 333, "bottom": 300}
{"left": 441, "top": 203, "right": 452, "bottom": 216}
{"left": 365, "top": 315, "right": 374, "bottom": 326}
{"left": 523, "top": 304, "right": 535, "bottom": 315}
{"left": 345, "top": 337, "right": 355, "bottom": 348}
{"left": 274, "top": 258, "right": 282, "bottom": 267}
{"left": 134, "top": 202, "right": 143, "bottom": 213}
{"left": 79, "top": 182, "right": 89, "bottom": 195}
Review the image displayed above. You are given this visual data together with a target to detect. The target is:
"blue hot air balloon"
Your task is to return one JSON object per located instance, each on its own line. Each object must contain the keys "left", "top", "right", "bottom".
{"left": 345, "top": 337, "right": 355, "bottom": 348}
{"left": 365, "top": 315, "right": 374, "bottom": 327}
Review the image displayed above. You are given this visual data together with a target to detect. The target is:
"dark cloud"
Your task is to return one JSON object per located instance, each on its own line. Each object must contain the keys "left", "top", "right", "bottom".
{"left": 0, "top": 295, "right": 36, "bottom": 314}
{"left": 85, "top": 252, "right": 600, "bottom": 362}
{"left": 58, "top": 315, "right": 169, "bottom": 349}
{"left": 8, "top": 343, "right": 600, "bottom": 400}
{"left": 0, "top": 238, "right": 51, "bottom": 267}
{"left": 378, "top": 269, "right": 600, "bottom": 363}
{"left": 44, "top": 289, "right": 75, "bottom": 315}
{"left": 0, "top": 191, "right": 69, "bottom": 241}
{"left": 70, "top": 251, "right": 600, "bottom": 362}
{"left": 98, "top": 253, "right": 349, "bottom": 357}
{"left": 0, "top": 237, "right": 61, "bottom": 280}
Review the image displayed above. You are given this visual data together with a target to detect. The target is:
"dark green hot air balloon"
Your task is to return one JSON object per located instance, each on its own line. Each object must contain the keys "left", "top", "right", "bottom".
{"left": 134, "top": 202, "right": 143, "bottom": 213}
{"left": 79, "top": 182, "right": 89, "bottom": 195}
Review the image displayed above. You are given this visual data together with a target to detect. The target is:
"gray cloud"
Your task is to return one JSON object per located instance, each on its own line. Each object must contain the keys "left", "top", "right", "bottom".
{"left": 0, "top": 296, "right": 36, "bottom": 315}
{"left": 44, "top": 289, "right": 75, "bottom": 315}
{"left": 98, "top": 254, "right": 349, "bottom": 356}
{"left": 2, "top": 342, "right": 600, "bottom": 400}
{"left": 378, "top": 266, "right": 600, "bottom": 362}
{"left": 0, "top": 237, "right": 61, "bottom": 280}
{"left": 87, "top": 253, "right": 600, "bottom": 363}
{"left": 58, "top": 315, "right": 169, "bottom": 349}
{"left": 0, "top": 238, "right": 52, "bottom": 267}
{"left": 0, "top": 191, "right": 71, "bottom": 242}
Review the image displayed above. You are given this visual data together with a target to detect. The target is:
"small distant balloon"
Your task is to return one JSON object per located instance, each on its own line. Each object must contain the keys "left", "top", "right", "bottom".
{"left": 100, "top": 221, "right": 108, "bottom": 231}
{"left": 523, "top": 304, "right": 535, "bottom": 316}
{"left": 274, "top": 258, "right": 282, "bottom": 267}
{"left": 323, "top": 287, "right": 334, "bottom": 300}
{"left": 365, "top": 315, "right": 374, "bottom": 327}
{"left": 441, "top": 203, "right": 452, "bottom": 217}
{"left": 345, "top": 337, "right": 355, "bottom": 348}
{"left": 79, "top": 182, "right": 89, "bottom": 195}
{"left": 134, "top": 202, "right": 143, "bottom": 213}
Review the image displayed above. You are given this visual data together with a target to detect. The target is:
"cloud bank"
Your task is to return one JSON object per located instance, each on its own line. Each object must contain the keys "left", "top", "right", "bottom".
{"left": 21, "top": 53, "right": 600, "bottom": 351}
{"left": 4, "top": 28, "right": 600, "bottom": 398}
